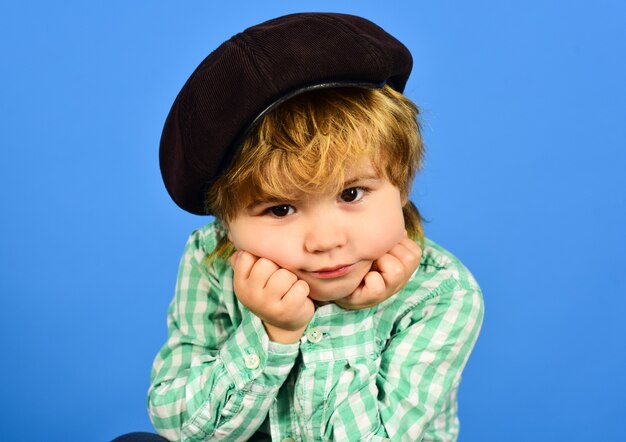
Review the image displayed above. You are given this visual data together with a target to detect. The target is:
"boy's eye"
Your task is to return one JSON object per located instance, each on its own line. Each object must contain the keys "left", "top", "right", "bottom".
{"left": 268, "top": 204, "right": 295, "bottom": 217}
{"left": 339, "top": 187, "right": 366, "bottom": 203}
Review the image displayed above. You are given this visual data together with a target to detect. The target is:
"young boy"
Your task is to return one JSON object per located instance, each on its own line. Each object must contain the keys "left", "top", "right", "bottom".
{"left": 148, "top": 12, "right": 483, "bottom": 442}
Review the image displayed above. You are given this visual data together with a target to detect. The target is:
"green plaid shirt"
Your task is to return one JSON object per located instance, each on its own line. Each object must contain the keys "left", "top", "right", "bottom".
{"left": 148, "top": 221, "right": 483, "bottom": 441}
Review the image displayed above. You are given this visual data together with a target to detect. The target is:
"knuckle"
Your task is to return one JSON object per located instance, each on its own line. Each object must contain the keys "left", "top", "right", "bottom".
{"left": 409, "top": 243, "right": 423, "bottom": 258}
{"left": 275, "top": 268, "right": 297, "bottom": 284}
{"left": 388, "top": 264, "right": 404, "bottom": 278}
{"left": 292, "top": 280, "right": 310, "bottom": 296}
{"left": 237, "top": 251, "right": 253, "bottom": 266}
{"left": 399, "top": 250, "right": 420, "bottom": 268}
{"left": 257, "top": 257, "right": 278, "bottom": 269}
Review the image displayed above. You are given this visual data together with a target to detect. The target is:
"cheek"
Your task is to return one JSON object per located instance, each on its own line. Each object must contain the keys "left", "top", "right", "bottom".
{"left": 358, "top": 205, "right": 406, "bottom": 258}
{"left": 229, "top": 224, "right": 300, "bottom": 268}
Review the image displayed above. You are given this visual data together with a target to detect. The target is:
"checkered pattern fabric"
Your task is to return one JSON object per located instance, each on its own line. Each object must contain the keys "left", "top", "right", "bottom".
{"left": 148, "top": 221, "right": 483, "bottom": 441}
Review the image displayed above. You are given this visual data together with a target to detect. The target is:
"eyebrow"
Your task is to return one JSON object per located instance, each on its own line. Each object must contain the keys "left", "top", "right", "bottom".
{"left": 343, "top": 173, "right": 381, "bottom": 187}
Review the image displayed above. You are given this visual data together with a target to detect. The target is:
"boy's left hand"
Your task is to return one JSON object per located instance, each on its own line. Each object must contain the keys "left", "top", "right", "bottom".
{"left": 334, "top": 233, "right": 422, "bottom": 310}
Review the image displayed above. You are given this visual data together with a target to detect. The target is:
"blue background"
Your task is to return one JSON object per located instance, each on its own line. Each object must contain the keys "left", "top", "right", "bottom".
{"left": 1, "top": 1, "right": 625, "bottom": 441}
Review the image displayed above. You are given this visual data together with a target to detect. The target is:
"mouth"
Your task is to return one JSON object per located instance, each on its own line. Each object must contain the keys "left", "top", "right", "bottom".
{"left": 309, "top": 264, "right": 355, "bottom": 279}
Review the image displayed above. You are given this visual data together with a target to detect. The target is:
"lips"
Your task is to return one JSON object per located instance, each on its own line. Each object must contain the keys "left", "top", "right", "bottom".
{"left": 309, "top": 264, "right": 354, "bottom": 279}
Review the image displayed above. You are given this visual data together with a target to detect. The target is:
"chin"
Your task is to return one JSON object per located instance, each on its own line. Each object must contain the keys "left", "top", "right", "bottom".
{"left": 307, "top": 283, "right": 361, "bottom": 303}
{"left": 308, "top": 292, "right": 347, "bottom": 303}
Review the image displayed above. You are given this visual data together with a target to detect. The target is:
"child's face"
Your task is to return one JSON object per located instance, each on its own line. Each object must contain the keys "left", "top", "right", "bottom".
{"left": 227, "top": 156, "right": 407, "bottom": 303}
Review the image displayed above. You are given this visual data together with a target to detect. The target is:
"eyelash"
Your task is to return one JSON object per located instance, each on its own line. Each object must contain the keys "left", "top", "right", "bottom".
{"left": 339, "top": 186, "right": 368, "bottom": 203}
{"left": 263, "top": 187, "right": 370, "bottom": 218}
{"left": 265, "top": 204, "right": 295, "bottom": 218}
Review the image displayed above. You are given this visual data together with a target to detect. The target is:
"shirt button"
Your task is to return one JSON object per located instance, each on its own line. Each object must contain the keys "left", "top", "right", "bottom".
{"left": 244, "top": 353, "right": 260, "bottom": 369}
{"left": 306, "top": 327, "right": 323, "bottom": 343}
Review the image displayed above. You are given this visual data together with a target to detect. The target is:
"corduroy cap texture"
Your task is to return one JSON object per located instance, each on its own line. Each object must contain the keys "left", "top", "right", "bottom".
{"left": 160, "top": 12, "right": 413, "bottom": 215}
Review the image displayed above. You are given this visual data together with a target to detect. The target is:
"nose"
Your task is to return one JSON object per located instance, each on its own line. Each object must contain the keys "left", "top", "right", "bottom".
{"left": 303, "top": 213, "right": 347, "bottom": 253}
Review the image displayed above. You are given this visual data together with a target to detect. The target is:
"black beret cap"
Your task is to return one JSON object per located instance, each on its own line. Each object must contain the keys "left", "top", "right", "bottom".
{"left": 160, "top": 12, "right": 413, "bottom": 215}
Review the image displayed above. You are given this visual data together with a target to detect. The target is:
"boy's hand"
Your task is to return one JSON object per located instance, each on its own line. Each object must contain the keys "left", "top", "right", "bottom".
{"left": 335, "top": 233, "right": 422, "bottom": 310}
{"left": 230, "top": 251, "right": 315, "bottom": 343}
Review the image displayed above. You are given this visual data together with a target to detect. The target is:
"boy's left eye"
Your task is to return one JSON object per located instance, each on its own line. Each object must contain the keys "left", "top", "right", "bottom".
{"left": 339, "top": 187, "right": 367, "bottom": 203}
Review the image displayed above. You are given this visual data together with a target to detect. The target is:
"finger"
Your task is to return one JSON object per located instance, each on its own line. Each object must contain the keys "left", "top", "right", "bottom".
{"left": 265, "top": 268, "right": 298, "bottom": 298}
{"left": 361, "top": 271, "right": 386, "bottom": 299}
{"left": 281, "top": 280, "right": 311, "bottom": 310}
{"left": 247, "top": 256, "right": 281, "bottom": 289}
{"left": 342, "top": 271, "right": 385, "bottom": 308}
{"left": 231, "top": 250, "right": 258, "bottom": 280}
{"left": 375, "top": 253, "right": 405, "bottom": 286}
{"left": 387, "top": 238, "right": 422, "bottom": 270}
{"left": 389, "top": 236, "right": 422, "bottom": 258}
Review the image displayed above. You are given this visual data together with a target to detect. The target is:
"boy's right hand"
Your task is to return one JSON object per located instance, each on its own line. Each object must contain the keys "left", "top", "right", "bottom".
{"left": 230, "top": 251, "right": 314, "bottom": 343}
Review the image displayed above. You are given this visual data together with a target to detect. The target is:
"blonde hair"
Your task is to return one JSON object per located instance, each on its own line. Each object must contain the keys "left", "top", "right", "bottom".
{"left": 206, "top": 85, "right": 425, "bottom": 260}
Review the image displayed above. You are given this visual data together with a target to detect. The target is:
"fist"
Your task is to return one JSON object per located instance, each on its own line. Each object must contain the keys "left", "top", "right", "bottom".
{"left": 335, "top": 233, "right": 422, "bottom": 310}
{"left": 230, "top": 251, "right": 315, "bottom": 340}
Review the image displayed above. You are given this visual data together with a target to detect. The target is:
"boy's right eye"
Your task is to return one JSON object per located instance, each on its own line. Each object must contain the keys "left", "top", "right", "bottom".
{"left": 267, "top": 204, "right": 295, "bottom": 217}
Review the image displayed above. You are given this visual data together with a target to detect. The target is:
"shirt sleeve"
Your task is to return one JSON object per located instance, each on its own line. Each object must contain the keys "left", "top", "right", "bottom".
{"left": 147, "top": 229, "right": 300, "bottom": 442}
{"left": 376, "top": 277, "right": 484, "bottom": 441}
